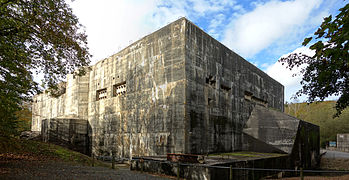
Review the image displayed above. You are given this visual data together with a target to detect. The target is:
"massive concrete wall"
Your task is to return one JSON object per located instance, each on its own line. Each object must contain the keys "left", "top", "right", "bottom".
{"left": 32, "top": 92, "right": 64, "bottom": 131}
{"left": 183, "top": 20, "right": 284, "bottom": 154}
{"left": 33, "top": 18, "right": 299, "bottom": 159}
{"left": 31, "top": 73, "right": 90, "bottom": 132}
{"left": 291, "top": 120, "right": 320, "bottom": 168}
{"left": 88, "top": 19, "right": 187, "bottom": 158}
{"left": 242, "top": 105, "right": 320, "bottom": 168}
{"left": 42, "top": 118, "right": 90, "bottom": 155}
{"left": 243, "top": 105, "right": 299, "bottom": 153}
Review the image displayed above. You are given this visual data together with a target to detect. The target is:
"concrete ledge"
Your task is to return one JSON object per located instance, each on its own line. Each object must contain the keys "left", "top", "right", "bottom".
{"left": 131, "top": 153, "right": 290, "bottom": 179}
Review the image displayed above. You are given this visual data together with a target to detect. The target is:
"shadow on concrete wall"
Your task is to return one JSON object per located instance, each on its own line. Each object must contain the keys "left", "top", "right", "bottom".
{"left": 42, "top": 118, "right": 92, "bottom": 156}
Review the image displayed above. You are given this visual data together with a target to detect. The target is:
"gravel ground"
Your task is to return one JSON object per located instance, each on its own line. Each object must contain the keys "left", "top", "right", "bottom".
{"left": 320, "top": 150, "right": 349, "bottom": 171}
{"left": 267, "top": 152, "right": 349, "bottom": 180}
{"left": 3, "top": 150, "right": 349, "bottom": 180}
{"left": 0, "top": 160, "right": 172, "bottom": 180}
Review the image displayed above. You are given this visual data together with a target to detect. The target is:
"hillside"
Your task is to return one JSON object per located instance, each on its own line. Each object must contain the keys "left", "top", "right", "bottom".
{"left": 284, "top": 101, "right": 349, "bottom": 147}
{"left": 0, "top": 137, "right": 174, "bottom": 179}
{"left": 0, "top": 136, "right": 108, "bottom": 167}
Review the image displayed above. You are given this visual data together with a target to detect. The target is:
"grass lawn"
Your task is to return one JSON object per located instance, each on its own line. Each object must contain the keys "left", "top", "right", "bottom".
{"left": 0, "top": 136, "right": 109, "bottom": 167}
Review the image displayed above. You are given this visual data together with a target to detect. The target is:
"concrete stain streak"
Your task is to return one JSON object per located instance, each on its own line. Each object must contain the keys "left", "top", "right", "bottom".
{"left": 32, "top": 18, "right": 319, "bottom": 169}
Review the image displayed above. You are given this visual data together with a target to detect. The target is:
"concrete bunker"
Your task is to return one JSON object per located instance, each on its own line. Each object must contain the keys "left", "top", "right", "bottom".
{"left": 32, "top": 18, "right": 320, "bottom": 174}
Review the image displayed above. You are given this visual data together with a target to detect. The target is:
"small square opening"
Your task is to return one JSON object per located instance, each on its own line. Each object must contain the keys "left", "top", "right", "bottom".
{"left": 113, "top": 81, "right": 126, "bottom": 97}
{"left": 96, "top": 88, "right": 107, "bottom": 100}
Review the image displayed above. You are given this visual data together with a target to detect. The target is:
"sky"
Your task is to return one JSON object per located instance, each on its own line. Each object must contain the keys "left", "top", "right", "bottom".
{"left": 69, "top": 0, "right": 345, "bottom": 102}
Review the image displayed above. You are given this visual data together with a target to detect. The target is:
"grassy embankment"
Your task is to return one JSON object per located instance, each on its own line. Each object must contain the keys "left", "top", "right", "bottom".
{"left": 284, "top": 101, "right": 349, "bottom": 147}
{"left": 0, "top": 136, "right": 109, "bottom": 167}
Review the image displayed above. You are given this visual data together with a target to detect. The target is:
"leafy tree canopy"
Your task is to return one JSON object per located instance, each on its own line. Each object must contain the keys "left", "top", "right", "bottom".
{"left": 0, "top": 0, "right": 91, "bottom": 135}
{"left": 280, "top": 3, "right": 349, "bottom": 117}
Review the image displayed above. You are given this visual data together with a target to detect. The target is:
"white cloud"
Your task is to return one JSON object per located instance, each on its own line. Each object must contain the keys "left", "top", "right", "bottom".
{"left": 69, "top": 0, "right": 200, "bottom": 64}
{"left": 222, "top": 0, "right": 322, "bottom": 58}
{"left": 209, "top": 14, "right": 225, "bottom": 29}
{"left": 70, "top": 0, "right": 164, "bottom": 64}
{"left": 31, "top": 0, "right": 342, "bottom": 100}
{"left": 208, "top": 13, "right": 226, "bottom": 39}
{"left": 261, "top": 63, "right": 270, "bottom": 69}
{"left": 265, "top": 47, "right": 314, "bottom": 102}
{"left": 69, "top": 0, "right": 243, "bottom": 65}
{"left": 188, "top": 0, "right": 237, "bottom": 15}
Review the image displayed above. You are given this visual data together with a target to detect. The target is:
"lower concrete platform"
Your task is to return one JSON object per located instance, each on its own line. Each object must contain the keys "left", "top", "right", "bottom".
{"left": 130, "top": 152, "right": 291, "bottom": 180}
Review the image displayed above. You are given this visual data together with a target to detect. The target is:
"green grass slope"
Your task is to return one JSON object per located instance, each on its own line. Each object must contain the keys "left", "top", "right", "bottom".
{"left": 0, "top": 136, "right": 109, "bottom": 167}
{"left": 284, "top": 101, "right": 349, "bottom": 147}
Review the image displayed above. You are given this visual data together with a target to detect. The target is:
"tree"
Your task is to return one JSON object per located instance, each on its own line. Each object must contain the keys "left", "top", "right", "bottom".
{"left": 280, "top": 3, "right": 349, "bottom": 117}
{"left": 15, "top": 103, "right": 32, "bottom": 132}
{"left": 0, "top": 0, "right": 91, "bottom": 136}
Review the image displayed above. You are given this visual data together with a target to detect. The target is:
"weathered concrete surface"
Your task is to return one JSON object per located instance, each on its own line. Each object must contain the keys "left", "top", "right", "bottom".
{"left": 32, "top": 18, "right": 318, "bottom": 165}
{"left": 131, "top": 154, "right": 290, "bottom": 180}
{"left": 184, "top": 20, "right": 284, "bottom": 154}
{"left": 32, "top": 73, "right": 90, "bottom": 131}
{"left": 33, "top": 18, "right": 187, "bottom": 158}
{"left": 87, "top": 18, "right": 187, "bottom": 158}
{"left": 41, "top": 118, "right": 90, "bottom": 155}
{"left": 243, "top": 105, "right": 320, "bottom": 168}
{"left": 291, "top": 120, "right": 320, "bottom": 168}
{"left": 243, "top": 105, "right": 299, "bottom": 153}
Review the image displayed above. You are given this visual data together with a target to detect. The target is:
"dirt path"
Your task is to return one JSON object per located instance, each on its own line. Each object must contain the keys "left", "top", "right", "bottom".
{"left": 0, "top": 159, "right": 171, "bottom": 180}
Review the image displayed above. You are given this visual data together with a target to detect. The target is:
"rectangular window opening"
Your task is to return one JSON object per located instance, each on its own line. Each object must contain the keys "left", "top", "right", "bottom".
{"left": 96, "top": 88, "right": 107, "bottom": 100}
{"left": 113, "top": 81, "right": 126, "bottom": 97}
